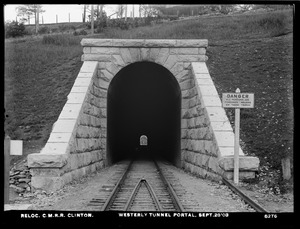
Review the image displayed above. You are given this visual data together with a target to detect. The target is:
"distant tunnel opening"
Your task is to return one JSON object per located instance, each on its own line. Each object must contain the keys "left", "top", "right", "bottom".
{"left": 107, "top": 62, "right": 181, "bottom": 166}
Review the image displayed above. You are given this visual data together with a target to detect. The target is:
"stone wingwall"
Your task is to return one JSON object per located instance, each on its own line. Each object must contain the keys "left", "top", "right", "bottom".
{"left": 180, "top": 65, "right": 220, "bottom": 180}
{"left": 28, "top": 61, "right": 107, "bottom": 191}
{"left": 188, "top": 62, "right": 260, "bottom": 180}
{"left": 28, "top": 39, "right": 259, "bottom": 191}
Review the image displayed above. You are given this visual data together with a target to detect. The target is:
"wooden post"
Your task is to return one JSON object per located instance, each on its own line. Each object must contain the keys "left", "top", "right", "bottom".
{"left": 91, "top": 5, "right": 94, "bottom": 35}
{"left": 35, "top": 5, "right": 39, "bottom": 34}
{"left": 282, "top": 157, "right": 291, "bottom": 180}
{"left": 56, "top": 15, "right": 58, "bottom": 23}
{"left": 139, "top": 5, "right": 141, "bottom": 18}
{"left": 100, "top": 5, "right": 103, "bottom": 18}
{"left": 4, "top": 136, "right": 11, "bottom": 204}
{"left": 234, "top": 88, "right": 241, "bottom": 185}
{"left": 133, "top": 5, "right": 135, "bottom": 18}
{"left": 83, "top": 5, "right": 86, "bottom": 23}
{"left": 125, "top": 5, "right": 128, "bottom": 21}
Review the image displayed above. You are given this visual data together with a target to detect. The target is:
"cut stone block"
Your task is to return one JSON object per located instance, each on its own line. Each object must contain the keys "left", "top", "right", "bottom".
{"left": 90, "top": 47, "right": 120, "bottom": 54}
{"left": 176, "top": 39, "right": 208, "bottom": 47}
{"left": 79, "top": 61, "right": 98, "bottom": 73}
{"left": 77, "top": 72, "right": 94, "bottom": 78}
{"left": 191, "top": 62, "right": 209, "bottom": 74}
{"left": 52, "top": 119, "right": 77, "bottom": 133}
{"left": 197, "top": 85, "right": 219, "bottom": 96}
{"left": 144, "top": 39, "right": 176, "bottom": 47}
{"left": 28, "top": 153, "right": 68, "bottom": 168}
{"left": 218, "top": 146, "right": 244, "bottom": 157}
{"left": 206, "top": 107, "right": 229, "bottom": 122}
{"left": 67, "top": 92, "right": 86, "bottom": 104}
{"left": 218, "top": 156, "right": 259, "bottom": 171}
{"left": 202, "top": 96, "right": 222, "bottom": 107}
{"left": 210, "top": 121, "right": 233, "bottom": 131}
{"left": 120, "top": 48, "right": 133, "bottom": 64}
{"left": 196, "top": 78, "right": 214, "bottom": 85}
{"left": 140, "top": 48, "right": 150, "bottom": 60}
{"left": 223, "top": 171, "right": 256, "bottom": 180}
{"left": 48, "top": 133, "right": 73, "bottom": 143}
{"left": 213, "top": 131, "right": 235, "bottom": 147}
{"left": 59, "top": 104, "right": 82, "bottom": 119}
{"left": 73, "top": 77, "right": 92, "bottom": 87}
{"left": 40, "top": 142, "right": 70, "bottom": 155}
{"left": 82, "top": 54, "right": 112, "bottom": 62}
{"left": 194, "top": 73, "right": 211, "bottom": 79}
{"left": 70, "top": 86, "right": 89, "bottom": 93}
{"left": 81, "top": 39, "right": 112, "bottom": 47}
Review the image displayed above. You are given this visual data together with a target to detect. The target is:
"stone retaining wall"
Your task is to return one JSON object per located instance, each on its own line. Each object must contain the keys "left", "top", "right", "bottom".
{"left": 28, "top": 39, "right": 259, "bottom": 191}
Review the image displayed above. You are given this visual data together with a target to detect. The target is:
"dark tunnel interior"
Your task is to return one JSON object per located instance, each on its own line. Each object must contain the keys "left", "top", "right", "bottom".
{"left": 107, "top": 62, "right": 181, "bottom": 166}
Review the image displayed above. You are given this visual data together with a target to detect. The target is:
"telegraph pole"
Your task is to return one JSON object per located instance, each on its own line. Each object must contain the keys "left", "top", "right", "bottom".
{"left": 91, "top": 5, "right": 94, "bottom": 35}
{"left": 132, "top": 5, "right": 135, "bottom": 18}
{"left": 35, "top": 5, "right": 39, "bottom": 34}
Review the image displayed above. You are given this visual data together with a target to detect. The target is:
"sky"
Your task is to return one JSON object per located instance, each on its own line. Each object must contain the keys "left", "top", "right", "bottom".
{"left": 4, "top": 4, "right": 141, "bottom": 24}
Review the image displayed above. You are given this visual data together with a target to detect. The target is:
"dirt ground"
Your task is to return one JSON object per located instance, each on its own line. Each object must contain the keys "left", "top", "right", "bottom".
{"left": 8, "top": 160, "right": 293, "bottom": 213}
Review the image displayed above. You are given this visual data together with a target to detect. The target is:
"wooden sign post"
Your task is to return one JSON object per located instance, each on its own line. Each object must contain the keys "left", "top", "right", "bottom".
{"left": 4, "top": 136, "right": 23, "bottom": 204}
{"left": 222, "top": 88, "right": 254, "bottom": 185}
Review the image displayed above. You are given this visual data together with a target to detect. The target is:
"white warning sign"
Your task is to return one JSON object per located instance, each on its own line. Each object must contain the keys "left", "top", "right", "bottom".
{"left": 222, "top": 93, "right": 254, "bottom": 108}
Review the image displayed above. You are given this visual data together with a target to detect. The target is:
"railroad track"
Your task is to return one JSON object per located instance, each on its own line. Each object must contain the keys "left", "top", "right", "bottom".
{"left": 87, "top": 159, "right": 268, "bottom": 212}
{"left": 88, "top": 159, "right": 184, "bottom": 211}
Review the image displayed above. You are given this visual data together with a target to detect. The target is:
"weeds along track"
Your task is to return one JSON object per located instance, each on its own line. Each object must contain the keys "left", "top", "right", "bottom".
{"left": 87, "top": 159, "right": 186, "bottom": 211}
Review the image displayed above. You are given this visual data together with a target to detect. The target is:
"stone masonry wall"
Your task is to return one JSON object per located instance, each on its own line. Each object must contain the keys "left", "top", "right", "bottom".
{"left": 28, "top": 39, "right": 259, "bottom": 191}
{"left": 28, "top": 61, "right": 105, "bottom": 191}
{"left": 190, "top": 62, "right": 260, "bottom": 180}
{"left": 180, "top": 66, "right": 220, "bottom": 180}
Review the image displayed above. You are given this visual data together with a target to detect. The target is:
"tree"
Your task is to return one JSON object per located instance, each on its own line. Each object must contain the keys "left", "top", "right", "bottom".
{"left": 83, "top": 5, "right": 86, "bottom": 22}
{"left": 16, "top": 5, "right": 44, "bottom": 34}
{"left": 117, "top": 5, "right": 125, "bottom": 18}
{"left": 5, "top": 20, "right": 27, "bottom": 38}
{"left": 140, "top": 5, "right": 160, "bottom": 18}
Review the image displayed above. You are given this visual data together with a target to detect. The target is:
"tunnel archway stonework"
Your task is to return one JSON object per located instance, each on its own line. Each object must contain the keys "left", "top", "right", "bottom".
{"left": 28, "top": 39, "right": 259, "bottom": 191}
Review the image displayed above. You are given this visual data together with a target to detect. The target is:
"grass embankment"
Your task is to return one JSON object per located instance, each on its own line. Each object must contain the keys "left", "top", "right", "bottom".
{"left": 95, "top": 9, "right": 292, "bottom": 41}
{"left": 5, "top": 35, "right": 83, "bottom": 160}
{"left": 5, "top": 9, "right": 293, "bottom": 193}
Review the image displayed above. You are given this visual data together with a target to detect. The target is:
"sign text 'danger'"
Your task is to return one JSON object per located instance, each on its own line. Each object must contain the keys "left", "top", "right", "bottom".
{"left": 222, "top": 93, "right": 254, "bottom": 108}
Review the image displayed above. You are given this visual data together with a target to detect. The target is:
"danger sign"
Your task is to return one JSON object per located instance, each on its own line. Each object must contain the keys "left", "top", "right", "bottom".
{"left": 222, "top": 93, "right": 254, "bottom": 108}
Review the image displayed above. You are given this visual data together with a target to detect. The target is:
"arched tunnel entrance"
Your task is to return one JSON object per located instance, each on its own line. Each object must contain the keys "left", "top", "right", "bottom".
{"left": 107, "top": 62, "right": 181, "bottom": 166}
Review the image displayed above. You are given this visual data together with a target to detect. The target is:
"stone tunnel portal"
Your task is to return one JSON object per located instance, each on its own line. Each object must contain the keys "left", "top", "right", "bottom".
{"left": 107, "top": 62, "right": 181, "bottom": 166}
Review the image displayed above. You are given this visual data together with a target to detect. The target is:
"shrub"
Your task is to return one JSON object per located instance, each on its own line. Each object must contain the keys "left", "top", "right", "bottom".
{"left": 244, "top": 12, "right": 289, "bottom": 36}
{"left": 5, "top": 21, "right": 27, "bottom": 38}
{"left": 58, "top": 24, "right": 69, "bottom": 33}
{"left": 95, "top": 14, "right": 108, "bottom": 33}
{"left": 39, "top": 26, "right": 50, "bottom": 34}
{"left": 42, "top": 34, "right": 80, "bottom": 46}
{"left": 73, "top": 29, "right": 87, "bottom": 36}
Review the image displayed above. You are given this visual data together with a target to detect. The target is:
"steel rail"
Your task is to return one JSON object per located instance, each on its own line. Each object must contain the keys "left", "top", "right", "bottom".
{"left": 124, "top": 178, "right": 163, "bottom": 211}
{"left": 154, "top": 160, "right": 185, "bottom": 212}
{"left": 101, "top": 161, "right": 133, "bottom": 211}
{"left": 222, "top": 177, "right": 268, "bottom": 213}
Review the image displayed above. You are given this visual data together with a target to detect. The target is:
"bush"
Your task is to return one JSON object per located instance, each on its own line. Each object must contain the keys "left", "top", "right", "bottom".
{"left": 95, "top": 14, "right": 108, "bottom": 33}
{"left": 39, "top": 26, "right": 50, "bottom": 34}
{"left": 5, "top": 21, "right": 27, "bottom": 38}
{"left": 42, "top": 34, "right": 80, "bottom": 46}
{"left": 244, "top": 12, "right": 289, "bottom": 36}
{"left": 73, "top": 29, "right": 87, "bottom": 36}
